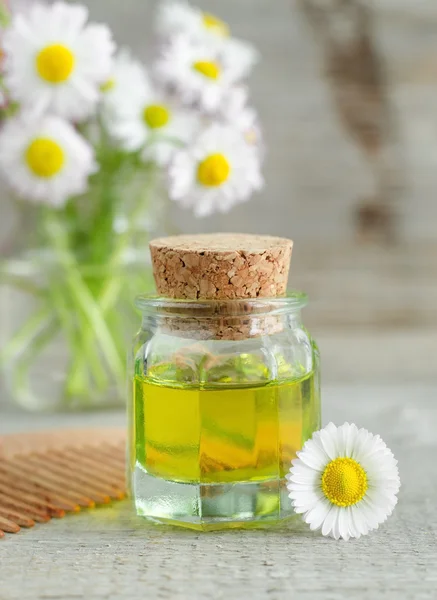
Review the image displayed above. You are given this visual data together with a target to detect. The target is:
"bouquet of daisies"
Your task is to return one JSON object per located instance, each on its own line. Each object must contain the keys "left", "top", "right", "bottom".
{"left": 0, "top": 0, "right": 264, "bottom": 409}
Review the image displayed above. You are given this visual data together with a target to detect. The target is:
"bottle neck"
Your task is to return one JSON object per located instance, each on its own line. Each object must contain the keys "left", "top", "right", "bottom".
{"left": 141, "top": 308, "right": 304, "bottom": 341}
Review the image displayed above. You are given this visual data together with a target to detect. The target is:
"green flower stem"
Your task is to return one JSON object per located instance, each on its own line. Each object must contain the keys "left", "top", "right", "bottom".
{"left": 47, "top": 278, "right": 108, "bottom": 400}
{"left": 65, "top": 165, "right": 158, "bottom": 392}
{"left": 11, "top": 317, "right": 59, "bottom": 410}
{"left": 0, "top": 304, "right": 52, "bottom": 365}
{"left": 43, "top": 209, "right": 125, "bottom": 395}
{"left": 0, "top": 273, "right": 44, "bottom": 297}
{"left": 60, "top": 265, "right": 125, "bottom": 394}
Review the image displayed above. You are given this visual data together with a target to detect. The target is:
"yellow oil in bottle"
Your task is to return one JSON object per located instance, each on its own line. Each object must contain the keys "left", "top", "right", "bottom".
{"left": 133, "top": 372, "right": 319, "bottom": 486}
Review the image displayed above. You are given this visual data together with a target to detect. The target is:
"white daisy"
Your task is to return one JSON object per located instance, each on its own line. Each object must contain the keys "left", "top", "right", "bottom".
{"left": 218, "top": 87, "right": 262, "bottom": 148}
{"left": 0, "top": 114, "right": 97, "bottom": 206}
{"left": 3, "top": 1, "right": 115, "bottom": 121}
{"left": 156, "top": 0, "right": 230, "bottom": 41}
{"left": 101, "top": 48, "right": 149, "bottom": 108}
{"left": 106, "top": 77, "right": 198, "bottom": 166}
{"left": 219, "top": 37, "right": 258, "bottom": 81}
{"left": 155, "top": 0, "right": 258, "bottom": 78}
{"left": 287, "top": 422, "right": 400, "bottom": 541}
{"left": 155, "top": 34, "right": 243, "bottom": 113}
{"left": 168, "top": 123, "right": 263, "bottom": 217}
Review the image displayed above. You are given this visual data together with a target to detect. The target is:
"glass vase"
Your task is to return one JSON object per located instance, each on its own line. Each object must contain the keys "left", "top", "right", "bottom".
{"left": 0, "top": 165, "right": 162, "bottom": 411}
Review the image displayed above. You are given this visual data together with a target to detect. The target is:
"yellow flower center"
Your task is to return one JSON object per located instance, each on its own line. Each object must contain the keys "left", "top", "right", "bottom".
{"left": 143, "top": 104, "right": 171, "bottom": 129}
{"left": 25, "top": 138, "right": 65, "bottom": 178}
{"left": 36, "top": 44, "right": 75, "bottom": 84}
{"left": 100, "top": 78, "right": 116, "bottom": 92}
{"left": 193, "top": 60, "right": 221, "bottom": 80}
{"left": 202, "top": 13, "right": 230, "bottom": 37}
{"left": 197, "top": 153, "right": 231, "bottom": 187}
{"left": 321, "top": 457, "right": 368, "bottom": 507}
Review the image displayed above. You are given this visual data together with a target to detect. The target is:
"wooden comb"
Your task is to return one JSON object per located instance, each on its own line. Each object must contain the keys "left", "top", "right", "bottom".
{"left": 0, "top": 427, "right": 126, "bottom": 538}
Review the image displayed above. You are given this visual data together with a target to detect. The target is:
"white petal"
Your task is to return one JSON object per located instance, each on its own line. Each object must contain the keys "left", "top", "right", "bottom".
{"left": 289, "top": 490, "right": 324, "bottom": 510}
{"left": 354, "top": 434, "right": 385, "bottom": 464}
{"left": 321, "top": 505, "right": 338, "bottom": 537}
{"left": 334, "top": 423, "right": 347, "bottom": 456}
{"left": 351, "top": 428, "right": 372, "bottom": 461}
{"left": 293, "top": 504, "right": 310, "bottom": 515}
{"left": 331, "top": 509, "right": 342, "bottom": 540}
{"left": 358, "top": 498, "right": 383, "bottom": 531}
{"left": 345, "top": 423, "right": 360, "bottom": 457}
{"left": 289, "top": 459, "right": 320, "bottom": 478}
{"left": 288, "top": 471, "right": 319, "bottom": 485}
{"left": 336, "top": 422, "right": 358, "bottom": 457}
{"left": 300, "top": 436, "right": 330, "bottom": 466}
{"left": 304, "top": 499, "right": 331, "bottom": 531}
{"left": 338, "top": 507, "right": 351, "bottom": 541}
{"left": 288, "top": 483, "right": 320, "bottom": 493}
{"left": 345, "top": 506, "right": 360, "bottom": 539}
{"left": 351, "top": 504, "right": 369, "bottom": 536}
{"left": 319, "top": 424, "right": 338, "bottom": 460}
{"left": 366, "top": 488, "right": 397, "bottom": 510}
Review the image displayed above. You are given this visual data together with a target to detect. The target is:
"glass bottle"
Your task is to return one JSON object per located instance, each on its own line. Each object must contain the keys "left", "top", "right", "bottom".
{"left": 128, "top": 234, "right": 321, "bottom": 530}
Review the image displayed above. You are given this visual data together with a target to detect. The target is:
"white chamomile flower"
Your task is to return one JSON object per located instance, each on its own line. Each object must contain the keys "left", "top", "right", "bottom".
{"left": 287, "top": 422, "right": 400, "bottom": 541}
{"left": 156, "top": 0, "right": 230, "bottom": 42}
{"left": 219, "top": 37, "right": 258, "bottom": 81}
{"left": 219, "top": 87, "right": 262, "bottom": 148}
{"left": 168, "top": 123, "right": 263, "bottom": 217}
{"left": 0, "top": 115, "right": 97, "bottom": 207}
{"left": 101, "top": 48, "right": 149, "bottom": 108}
{"left": 106, "top": 77, "right": 198, "bottom": 166}
{"left": 155, "top": 35, "right": 241, "bottom": 112}
{"left": 3, "top": 1, "right": 115, "bottom": 121}
{"left": 155, "top": 0, "right": 258, "bottom": 78}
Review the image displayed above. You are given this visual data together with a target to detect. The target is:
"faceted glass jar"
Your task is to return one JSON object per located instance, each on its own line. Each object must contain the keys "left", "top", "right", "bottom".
{"left": 129, "top": 293, "right": 321, "bottom": 530}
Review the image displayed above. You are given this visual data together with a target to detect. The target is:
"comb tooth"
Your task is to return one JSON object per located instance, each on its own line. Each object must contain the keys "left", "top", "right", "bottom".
{"left": 0, "top": 491, "right": 52, "bottom": 523}
{"left": 0, "top": 515, "right": 20, "bottom": 533}
{"left": 60, "top": 447, "right": 126, "bottom": 483}
{"left": 36, "top": 451, "right": 123, "bottom": 499}
{"left": 75, "top": 446, "right": 126, "bottom": 479}
{"left": 94, "top": 444, "right": 126, "bottom": 467}
{"left": 0, "top": 461, "right": 95, "bottom": 508}
{"left": 0, "top": 477, "right": 76, "bottom": 514}
{"left": 44, "top": 451, "right": 126, "bottom": 499}
{"left": 21, "top": 455, "right": 111, "bottom": 504}
{"left": 6, "top": 488, "right": 66, "bottom": 518}
{"left": 37, "top": 452, "right": 126, "bottom": 500}
{"left": 67, "top": 444, "right": 126, "bottom": 472}
{"left": 9, "top": 457, "right": 97, "bottom": 508}
{"left": 0, "top": 507, "right": 35, "bottom": 528}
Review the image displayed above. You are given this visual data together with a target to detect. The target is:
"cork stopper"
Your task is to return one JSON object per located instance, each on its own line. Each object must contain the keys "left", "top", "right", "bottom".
{"left": 149, "top": 233, "right": 293, "bottom": 300}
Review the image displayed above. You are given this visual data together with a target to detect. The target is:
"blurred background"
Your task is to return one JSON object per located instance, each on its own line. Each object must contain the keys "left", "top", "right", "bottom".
{"left": 1, "top": 0, "right": 436, "bottom": 398}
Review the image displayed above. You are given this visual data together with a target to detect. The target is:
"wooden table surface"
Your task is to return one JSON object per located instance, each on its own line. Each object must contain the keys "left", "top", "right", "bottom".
{"left": 1, "top": 383, "right": 436, "bottom": 600}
